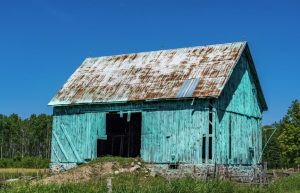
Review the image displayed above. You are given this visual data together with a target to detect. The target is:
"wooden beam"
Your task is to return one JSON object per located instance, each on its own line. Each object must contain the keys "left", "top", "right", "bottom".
{"left": 53, "top": 132, "right": 69, "bottom": 161}
{"left": 60, "top": 124, "right": 83, "bottom": 163}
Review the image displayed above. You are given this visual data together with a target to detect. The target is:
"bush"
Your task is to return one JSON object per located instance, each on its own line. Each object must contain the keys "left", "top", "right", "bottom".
{"left": 0, "top": 157, "right": 49, "bottom": 168}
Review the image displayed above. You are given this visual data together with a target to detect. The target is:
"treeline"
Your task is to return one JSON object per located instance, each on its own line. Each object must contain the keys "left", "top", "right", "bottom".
{"left": 263, "top": 100, "right": 300, "bottom": 168}
{"left": 0, "top": 114, "right": 52, "bottom": 160}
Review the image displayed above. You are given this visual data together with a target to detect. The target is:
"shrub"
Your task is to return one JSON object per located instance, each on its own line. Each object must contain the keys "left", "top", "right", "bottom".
{"left": 0, "top": 157, "right": 49, "bottom": 168}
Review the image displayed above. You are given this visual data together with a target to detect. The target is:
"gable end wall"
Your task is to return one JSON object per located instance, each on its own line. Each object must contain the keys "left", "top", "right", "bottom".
{"left": 215, "top": 52, "right": 263, "bottom": 165}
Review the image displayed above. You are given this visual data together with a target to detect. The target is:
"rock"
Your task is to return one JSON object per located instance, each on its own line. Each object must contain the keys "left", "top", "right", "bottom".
{"left": 129, "top": 165, "right": 140, "bottom": 172}
{"left": 288, "top": 168, "right": 295, "bottom": 172}
{"left": 20, "top": 176, "right": 36, "bottom": 181}
{"left": 114, "top": 171, "right": 120, "bottom": 174}
{"left": 50, "top": 163, "right": 77, "bottom": 174}
{"left": 150, "top": 171, "right": 156, "bottom": 177}
{"left": 6, "top": 178, "right": 19, "bottom": 182}
{"left": 137, "top": 162, "right": 141, "bottom": 165}
{"left": 119, "top": 168, "right": 125, "bottom": 172}
{"left": 131, "top": 162, "right": 134, "bottom": 166}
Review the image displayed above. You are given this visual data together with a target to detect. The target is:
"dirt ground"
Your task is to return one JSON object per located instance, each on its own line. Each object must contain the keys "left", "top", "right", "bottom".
{"left": 35, "top": 162, "right": 113, "bottom": 184}
{"left": 34, "top": 158, "right": 147, "bottom": 185}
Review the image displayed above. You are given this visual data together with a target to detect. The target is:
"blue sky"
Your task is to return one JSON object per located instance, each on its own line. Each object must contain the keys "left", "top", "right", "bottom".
{"left": 0, "top": 0, "right": 299, "bottom": 125}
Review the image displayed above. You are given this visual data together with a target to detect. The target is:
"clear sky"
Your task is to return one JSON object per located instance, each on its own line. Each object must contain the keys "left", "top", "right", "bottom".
{"left": 0, "top": 0, "right": 299, "bottom": 125}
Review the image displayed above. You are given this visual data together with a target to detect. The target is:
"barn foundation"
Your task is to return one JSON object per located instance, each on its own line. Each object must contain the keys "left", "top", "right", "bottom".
{"left": 147, "top": 164, "right": 263, "bottom": 182}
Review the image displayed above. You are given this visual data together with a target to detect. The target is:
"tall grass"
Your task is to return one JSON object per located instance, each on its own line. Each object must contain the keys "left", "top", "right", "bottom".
{"left": 0, "top": 168, "right": 48, "bottom": 180}
{"left": 2, "top": 182, "right": 107, "bottom": 193}
{"left": 111, "top": 173, "right": 300, "bottom": 193}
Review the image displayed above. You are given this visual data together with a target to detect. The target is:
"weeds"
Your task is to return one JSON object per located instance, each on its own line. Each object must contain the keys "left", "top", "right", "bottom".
{"left": 0, "top": 168, "right": 48, "bottom": 180}
{"left": 86, "top": 156, "right": 136, "bottom": 166}
{"left": 1, "top": 181, "right": 107, "bottom": 193}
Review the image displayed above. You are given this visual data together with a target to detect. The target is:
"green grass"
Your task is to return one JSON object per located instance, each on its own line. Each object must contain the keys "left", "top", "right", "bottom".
{"left": 1, "top": 182, "right": 107, "bottom": 193}
{"left": 2, "top": 173, "right": 300, "bottom": 193}
{"left": 86, "top": 156, "right": 136, "bottom": 166}
{"left": 111, "top": 173, "right": 300, "bottom": 193}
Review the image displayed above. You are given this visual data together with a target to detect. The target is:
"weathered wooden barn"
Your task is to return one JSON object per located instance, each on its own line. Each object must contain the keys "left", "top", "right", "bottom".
{"left": 49, "top": 42, "right": 267, "bottom": 175}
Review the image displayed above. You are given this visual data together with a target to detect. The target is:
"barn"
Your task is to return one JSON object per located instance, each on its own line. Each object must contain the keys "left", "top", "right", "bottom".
{"left": 49, "top": 42, "right": 267, "bottom": 176}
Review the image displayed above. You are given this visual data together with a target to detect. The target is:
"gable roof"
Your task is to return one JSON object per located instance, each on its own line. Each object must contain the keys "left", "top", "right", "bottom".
{"left": 49, "top": 41, "right": 267, "bottom": 110}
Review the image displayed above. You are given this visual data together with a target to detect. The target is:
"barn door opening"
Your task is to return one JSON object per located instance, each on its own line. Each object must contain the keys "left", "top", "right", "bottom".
{"left": 97, "top": 112, "right": 141, "bottom": 157}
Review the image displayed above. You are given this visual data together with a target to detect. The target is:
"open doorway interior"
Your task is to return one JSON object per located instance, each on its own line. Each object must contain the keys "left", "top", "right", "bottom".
{"left": 97, "top": 112, "right": 141, "bottom": 157}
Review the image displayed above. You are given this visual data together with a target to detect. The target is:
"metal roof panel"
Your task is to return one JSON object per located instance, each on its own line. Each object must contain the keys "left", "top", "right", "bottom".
{"left": 49, "top": 42, "right": 246, "bottom": 106}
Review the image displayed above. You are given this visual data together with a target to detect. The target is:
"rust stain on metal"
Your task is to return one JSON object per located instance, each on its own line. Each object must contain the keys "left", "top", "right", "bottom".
{"left": 49, "top": 42, "right": 246, "bottom": 105}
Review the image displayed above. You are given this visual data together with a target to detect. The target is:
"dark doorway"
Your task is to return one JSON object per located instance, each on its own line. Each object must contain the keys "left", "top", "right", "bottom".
{"left": 97, "top": 112, "right": 141, "bottom": 157}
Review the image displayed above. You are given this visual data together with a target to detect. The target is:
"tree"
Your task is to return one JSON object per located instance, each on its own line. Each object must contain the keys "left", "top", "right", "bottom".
{"left": 262, "top": 124, "right": 282, "bottom": 168}
{"left": 0, "top": 113, "right": 52, "bottom": 160}
{"left": 278, "top": 100, "right": 300, "bottom": 166}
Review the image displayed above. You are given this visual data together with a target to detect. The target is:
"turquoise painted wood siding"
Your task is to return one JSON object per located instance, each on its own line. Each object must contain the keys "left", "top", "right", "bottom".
{"left": 51, "top": 112, "right": 106, "bottom": 163}
{"left": 215, "top": 53, "right": 262, "bottom": 165}
{"left": 51, "top": 100, "right": 212, "bottom": 165}
{"left": 141, "top": 102, "right": 209, "bottom": 164}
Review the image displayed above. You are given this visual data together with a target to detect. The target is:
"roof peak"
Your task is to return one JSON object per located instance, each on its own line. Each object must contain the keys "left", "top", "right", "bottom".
{"left": 86, "top": 41, "right": 247, "bottom": 60}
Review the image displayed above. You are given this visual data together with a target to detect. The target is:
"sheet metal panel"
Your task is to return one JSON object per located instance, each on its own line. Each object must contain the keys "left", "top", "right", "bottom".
{"left": 49, "top": 42, "right": 246, "bottom": 106}
{"left": 176, "top": 78, "right": 200, "bottom": 98}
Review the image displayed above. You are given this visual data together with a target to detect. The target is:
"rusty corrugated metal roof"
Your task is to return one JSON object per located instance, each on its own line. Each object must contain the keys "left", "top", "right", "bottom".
{"left": 49, "top": 42, "right": 247, "bottom": 106}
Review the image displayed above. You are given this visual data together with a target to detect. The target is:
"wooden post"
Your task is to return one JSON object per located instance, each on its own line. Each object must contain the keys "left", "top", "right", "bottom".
{"left": 272, "top": 170, "right": 277, "bottom": 179}
{"left": 264, "top": 162, "right": 267, "bottom": 171}
{"left": 107, "top": 177, "right": 112, "bottom": 193}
